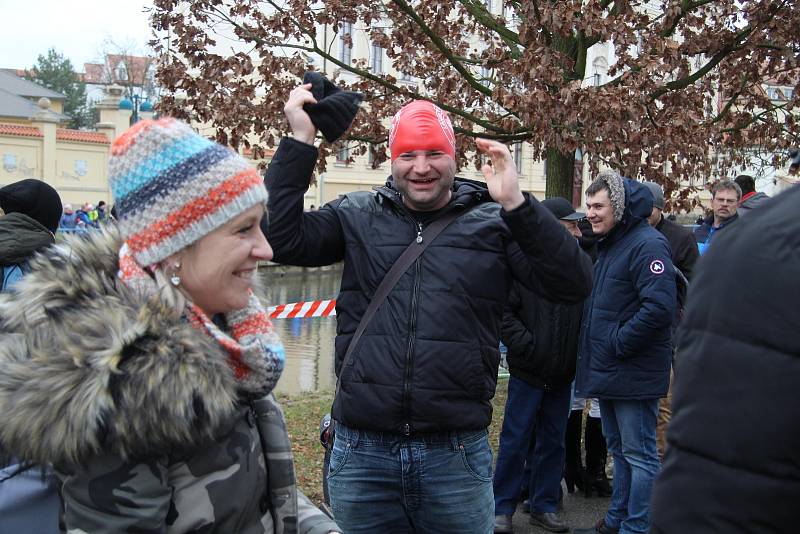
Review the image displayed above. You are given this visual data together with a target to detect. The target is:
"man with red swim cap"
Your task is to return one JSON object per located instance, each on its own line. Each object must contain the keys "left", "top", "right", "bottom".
{"left": 265, "top": 85, "right": 593, "bottom": 533}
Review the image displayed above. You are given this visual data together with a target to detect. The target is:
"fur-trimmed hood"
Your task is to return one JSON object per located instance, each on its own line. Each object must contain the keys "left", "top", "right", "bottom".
{"left": 0, "top": 228, "right": 239, "bottom": 470}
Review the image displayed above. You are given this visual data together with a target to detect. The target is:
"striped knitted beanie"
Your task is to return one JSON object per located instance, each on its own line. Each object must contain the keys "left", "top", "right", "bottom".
{"left": 108, "top": 118, "right": 268, "bottom": 266}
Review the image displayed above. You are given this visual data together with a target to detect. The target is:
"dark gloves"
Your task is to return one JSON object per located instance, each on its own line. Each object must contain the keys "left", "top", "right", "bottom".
{"left": 302, "top": 71, "right": 363, "bottom": 143}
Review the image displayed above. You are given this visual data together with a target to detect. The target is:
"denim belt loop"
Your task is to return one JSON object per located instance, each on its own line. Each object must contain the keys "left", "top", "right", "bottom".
{"left": 336, "top": 421, "right": 360, "bottom": 448}
{"left": 449, "top": 431, "right": 461, "bottom": 452}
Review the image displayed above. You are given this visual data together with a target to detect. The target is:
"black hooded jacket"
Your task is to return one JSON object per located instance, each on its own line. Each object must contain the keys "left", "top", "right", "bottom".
{"left": 654, "top": 215, "right": 698, "bottom": 310}
{"left": 265, "top": 138, "right": 593, "bottom": 435}
{"left": 650, "top": 186, "right": 800, "bottom": 533}
{"left": 501, "top": 239, "right": 594, "bottom": 390}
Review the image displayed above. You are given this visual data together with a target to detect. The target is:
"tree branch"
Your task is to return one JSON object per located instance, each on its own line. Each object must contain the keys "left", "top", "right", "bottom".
{"left": 720, "top": 102, "right": 791, "bottom": 134}
{"left": 529, "top": 0, "right": 552, "bottom": 46}
{"left": 455, "top": 0, "right": 522, "bottom": 57}
{"left": 649, "top": 23, "right": 754, "bottom": 100}
{"left": 389, "top": 0, "right": 493, "bottom": 98}
{"left": 208, "top": 3, "right": 517, "bottom": 133}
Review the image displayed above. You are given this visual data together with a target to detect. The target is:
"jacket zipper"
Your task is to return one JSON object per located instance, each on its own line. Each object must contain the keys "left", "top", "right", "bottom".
{"left": 402, "top": 221, "right": 424, "bottom": 435}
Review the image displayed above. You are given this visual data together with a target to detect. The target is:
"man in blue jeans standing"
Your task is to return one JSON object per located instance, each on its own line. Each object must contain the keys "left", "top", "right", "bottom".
{"left": 493, "top": 198, "right": 590, "bottom": 533}
{"left": 266, "top": 85, "right": 593, "bottom": 533}
{"left": 574, "top": 172, "right": 676, "bottom": 534}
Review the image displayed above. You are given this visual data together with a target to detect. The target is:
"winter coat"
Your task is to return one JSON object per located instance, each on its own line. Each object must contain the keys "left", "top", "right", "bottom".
{"left": 650, "top": 187, "right": 800, "bottom": 534}
{"left": 0, "top": 211, "right": 61, "bottom": 533}
{"left": 654, "top": 215, "right": 698, "bottom": 311}
{"left": 0, "top": 212, "right": 54, "bottom": 269}
{"left": 0, "top": 229, "right": 339, "bottom": 534}
{"left": 60, "top": 211, "right": 79, "bottom": 230}
{"left": 500, "top": 238, "right": 594, "bottom": 390}
{"left": 265, "top": 138, "right": 593, "bottom": 435}
{"left": 574, "top": 178, "right": 676, "bottom": 400}
{"left": 737, "top": 190, "right": 769, "bottom": 214}
{"left": 693, "top": 213, "right": 738, "bottom": 245}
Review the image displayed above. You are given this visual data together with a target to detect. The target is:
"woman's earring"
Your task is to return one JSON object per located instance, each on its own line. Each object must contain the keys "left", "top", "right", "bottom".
{"left": 170, "top": 262, "right": 181, "bottom": 287}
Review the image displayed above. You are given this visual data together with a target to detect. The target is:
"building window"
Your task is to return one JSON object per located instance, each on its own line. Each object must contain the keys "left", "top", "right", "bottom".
{"left": 339, "top": 22, "right": 353, "bottom": 65}
{"left": 370, "top": 43, "right": 384, "bottom": 74}
{"left": 336, "top": 144, "right": 350, "bottom": 165}
{"left": 400, "top": 71, "right": 415, "bottom": 83}
{"left": 513, "top": 143, "right": 523, "bottom": 175}
{"left": 367, "top": 145, "right": 383, "bottom": 167}
{"left": 484, "top": 0, "right": 493, "bottom": 12}
{"left": 592, "top": 57, "right": 608, "bottom": 87}
{"left": 767, "top": 86, "right": 793, "bottom": 101}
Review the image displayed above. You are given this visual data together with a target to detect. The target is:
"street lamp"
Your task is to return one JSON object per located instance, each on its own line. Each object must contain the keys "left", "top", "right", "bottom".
{"left": 118, "top": 94, "right": 153, "bottom": 125}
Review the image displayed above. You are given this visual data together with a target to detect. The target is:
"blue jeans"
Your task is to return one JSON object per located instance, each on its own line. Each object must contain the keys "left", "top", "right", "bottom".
{"left": 327, "top": 422, "right": 494, "bottom": 533}
{"left": 493, "top": 376, "right": 572, "bottom": 515}
{"left": 599, "top": 399, "right": 660, "bottom": 534}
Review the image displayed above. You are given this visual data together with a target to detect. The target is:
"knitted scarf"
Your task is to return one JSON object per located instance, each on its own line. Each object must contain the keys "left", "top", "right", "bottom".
{"left": 117, "top": 243, "right": 284, "bottom": 396}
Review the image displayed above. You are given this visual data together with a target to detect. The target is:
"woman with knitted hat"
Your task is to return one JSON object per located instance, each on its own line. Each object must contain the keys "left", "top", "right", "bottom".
{"left": 0, "top": 118, "right": 341, "bottom": 534}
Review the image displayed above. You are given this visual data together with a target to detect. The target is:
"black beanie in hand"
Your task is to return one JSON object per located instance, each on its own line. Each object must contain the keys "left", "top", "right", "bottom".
{"left": 302, "top": 71, "right": 363, "bottom": 143}
{"left": 0, "top": 179, "right": 62, "bottom": 234}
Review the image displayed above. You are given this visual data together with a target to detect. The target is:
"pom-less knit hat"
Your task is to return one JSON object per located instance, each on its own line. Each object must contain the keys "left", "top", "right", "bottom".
{"left": 0, "top": 178, "right": 62, "bottom": 234}
{"left": 302, "top": 71, "right": 363, "bottom": 143}
{"left": 109, "top": 118, "right": 268, "bottom": 267}
{"left": 642, "top": 181, "right": 665, "bottom": 210}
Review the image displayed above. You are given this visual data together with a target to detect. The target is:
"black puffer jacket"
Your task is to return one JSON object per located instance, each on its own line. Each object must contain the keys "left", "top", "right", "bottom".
{"left": 650, "top": 186, "right": 800, "bottom": 533}
{"left": 266, "top": 138, "right": 593, "bottom": 435}
{"left": 654, "top": 215, "right": 698, "bottom": 311}
{"left": 501, "top": 239, "right": 594, "bottom": 390}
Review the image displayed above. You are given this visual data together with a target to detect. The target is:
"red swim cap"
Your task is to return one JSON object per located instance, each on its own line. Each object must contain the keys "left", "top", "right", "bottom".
{"left": 389, "top": 100, "right": 456, "bottom": 162}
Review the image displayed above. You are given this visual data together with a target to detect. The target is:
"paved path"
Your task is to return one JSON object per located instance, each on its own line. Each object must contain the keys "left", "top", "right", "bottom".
{"left": 511, "top": 484, "right": 610, "bottom": 533}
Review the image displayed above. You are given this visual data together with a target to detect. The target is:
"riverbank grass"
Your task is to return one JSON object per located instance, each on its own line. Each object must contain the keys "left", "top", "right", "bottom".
{"left": 276, "top": 377, "right": 509, "bottom": 504}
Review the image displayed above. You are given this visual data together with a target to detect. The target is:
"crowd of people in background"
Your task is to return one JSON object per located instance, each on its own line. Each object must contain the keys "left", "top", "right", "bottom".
{"left": 58, "top": 200, "right": 113, "bottom": 231}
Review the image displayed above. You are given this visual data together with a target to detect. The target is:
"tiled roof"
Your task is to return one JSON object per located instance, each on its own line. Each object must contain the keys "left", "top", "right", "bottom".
{"left": 83, "top": 55, "right": 151, "bottom": 85}
{"left": 0, "top": 70, "right": 65, "bottom": 99}
{"left": 0, "top": 123, "right": 42, "bottom": 137}
{"left": 82, "top": 63, "right": 105, "bottom": 84}
{"left": 56, "top": 129, "right": 109, "bottom": 144}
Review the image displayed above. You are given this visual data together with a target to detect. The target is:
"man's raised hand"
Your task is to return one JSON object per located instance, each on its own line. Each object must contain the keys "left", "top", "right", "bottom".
{"left": 476, "top": 138, "right": 525, "bottom": 211}
{"left": 284, "top": 83, "right": 318, "bottom": 145}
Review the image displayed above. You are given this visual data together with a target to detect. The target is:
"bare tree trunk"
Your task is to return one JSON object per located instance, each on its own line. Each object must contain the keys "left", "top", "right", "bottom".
{"left": 545, "top": 147, "right": 576, "bottom": 200}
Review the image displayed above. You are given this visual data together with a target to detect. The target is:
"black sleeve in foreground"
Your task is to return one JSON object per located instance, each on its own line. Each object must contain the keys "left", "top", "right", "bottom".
{"left": 502, "top": 194, "right": 593, "bottom": 304}
{"left": 500, "top": 283, "right": 534, "bottom": 354}
{"left": 264, "top": 138, "right": 345, "bottom": 267}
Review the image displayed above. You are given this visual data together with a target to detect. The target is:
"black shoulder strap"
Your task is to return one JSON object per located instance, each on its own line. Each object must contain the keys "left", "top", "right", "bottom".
{"left": 335, "top": 207, "right": 466, "bottom": 396}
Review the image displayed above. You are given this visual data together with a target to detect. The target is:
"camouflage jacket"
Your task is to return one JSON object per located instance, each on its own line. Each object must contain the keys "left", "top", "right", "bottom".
{"left": 0, "top": 229, "right": 340, "bottom": 534}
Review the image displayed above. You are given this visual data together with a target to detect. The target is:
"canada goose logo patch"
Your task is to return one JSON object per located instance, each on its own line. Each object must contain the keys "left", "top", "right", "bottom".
{"left": 650, "top": 260, "right": 665, "bottom": 274}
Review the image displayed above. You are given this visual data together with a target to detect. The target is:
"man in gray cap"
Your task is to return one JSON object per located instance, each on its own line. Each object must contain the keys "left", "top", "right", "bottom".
{"left": 641, "top": 181, "right": 698, "bottom": 460}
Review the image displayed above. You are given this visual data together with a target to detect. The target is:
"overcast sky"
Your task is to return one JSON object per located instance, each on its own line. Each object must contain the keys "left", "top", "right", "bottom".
{"left": 0, "top": 0, "right": 153, "bottom": 70}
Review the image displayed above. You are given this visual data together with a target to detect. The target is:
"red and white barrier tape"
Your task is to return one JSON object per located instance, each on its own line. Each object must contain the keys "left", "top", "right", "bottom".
{"left": 268, "top": 299, "right": 337, "bottom": 319}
